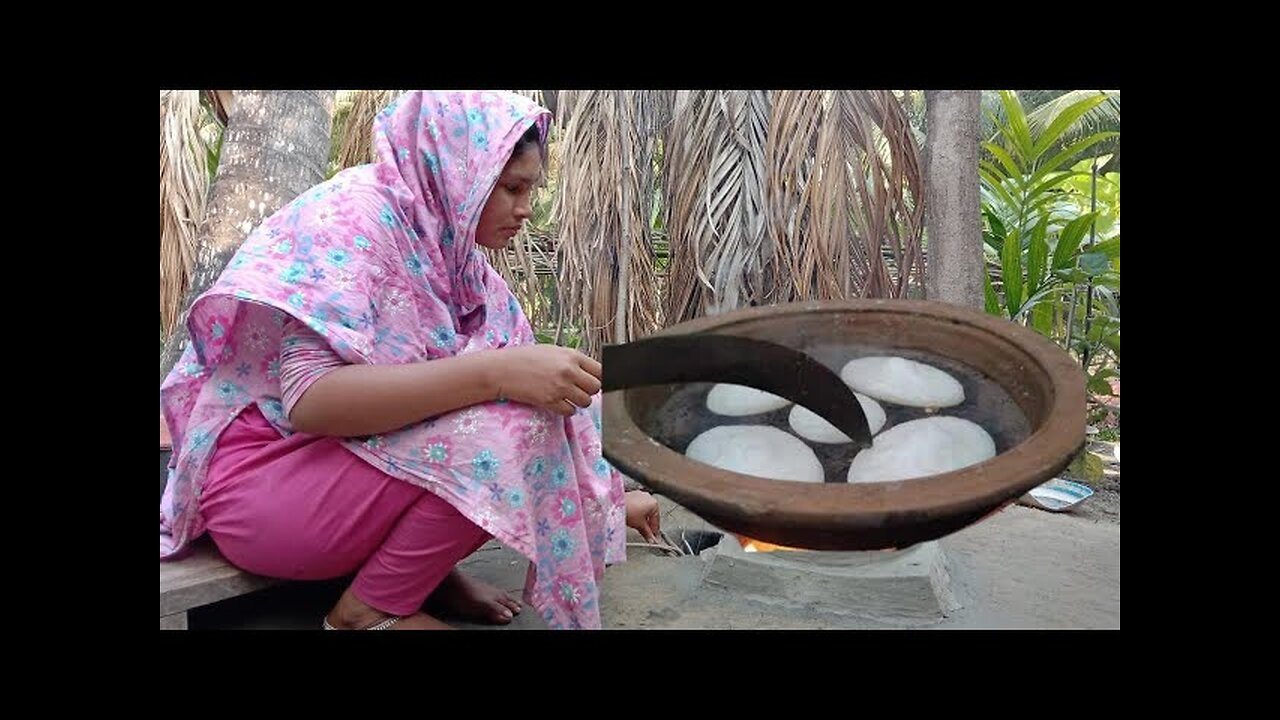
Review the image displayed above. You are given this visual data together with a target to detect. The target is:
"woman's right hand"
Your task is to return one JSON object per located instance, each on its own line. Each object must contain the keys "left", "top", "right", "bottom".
{"left": 490, "top": 345, "right": 602, "bottom": 416}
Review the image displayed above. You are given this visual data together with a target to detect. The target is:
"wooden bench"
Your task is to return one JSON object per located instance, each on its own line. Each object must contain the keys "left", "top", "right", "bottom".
{"left": 160, "top": 539, "right": 281, "bottom": 628}
{"left": 160, "top": 414, "right": 280, "bottom": 629}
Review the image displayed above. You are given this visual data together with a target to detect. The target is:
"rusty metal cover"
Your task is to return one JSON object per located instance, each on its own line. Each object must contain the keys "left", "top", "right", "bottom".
{"left": 602, "top": 334, "right": 872, "bottom": 451}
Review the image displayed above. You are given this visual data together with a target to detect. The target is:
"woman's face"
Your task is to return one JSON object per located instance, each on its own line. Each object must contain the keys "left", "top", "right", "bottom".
{"left": 475, "top": 146, "right": 543, "bottom": 250}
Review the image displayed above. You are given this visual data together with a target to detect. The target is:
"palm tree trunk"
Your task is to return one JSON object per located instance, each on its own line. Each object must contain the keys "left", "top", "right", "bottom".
{"left": 923, "top": 90, "right": 983, "bottom": 308}
{"left": 159, "top": 90, "right": 335, "bottom": 383}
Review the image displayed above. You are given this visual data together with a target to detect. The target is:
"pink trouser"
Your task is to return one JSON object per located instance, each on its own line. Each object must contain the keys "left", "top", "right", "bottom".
{"left": 200, "top": 406, "right": 490, "bottom": 616}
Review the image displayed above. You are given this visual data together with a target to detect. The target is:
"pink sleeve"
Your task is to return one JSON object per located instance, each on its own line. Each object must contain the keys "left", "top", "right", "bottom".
{"left": 280, "top": 319, "right": 348, "bottom": 418}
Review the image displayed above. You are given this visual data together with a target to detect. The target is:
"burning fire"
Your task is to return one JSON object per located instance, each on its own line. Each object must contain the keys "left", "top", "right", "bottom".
{"left": 738, "top": 535, "right": 802, "bottom": 553}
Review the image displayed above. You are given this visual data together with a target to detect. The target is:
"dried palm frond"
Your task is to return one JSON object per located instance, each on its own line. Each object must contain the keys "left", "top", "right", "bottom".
{"left": 553, "top": 90, "right": 663, "bottom": 356}
{"left": 334, "top": 90, "right": 401, "bottom": 170}
{"left": 160, "top": 90, "right": 211, "bottom": 339}
{"left": 663, "top": 90, "right": 773, "bottom": 323}
{"left": 764, "top": 90, "right": 826, "bottom": 302}
{"left": 851, "top": 90, "right": 926, "bottom": 296}
{"left": 766, "top": 90, "right": 924, "bottom": 303}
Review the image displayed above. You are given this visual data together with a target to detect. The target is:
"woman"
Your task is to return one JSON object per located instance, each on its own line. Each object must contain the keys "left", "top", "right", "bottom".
{"left": 160, "top": 90, "right": 660, "bottom": 630}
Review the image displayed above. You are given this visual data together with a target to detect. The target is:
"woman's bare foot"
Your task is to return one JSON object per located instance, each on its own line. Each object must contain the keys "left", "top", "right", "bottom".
{"left": 325, "top": 587, "right": 452, "bottom": 630}
{"left": 426, "top": 569, "right": 522, "bottom": 624}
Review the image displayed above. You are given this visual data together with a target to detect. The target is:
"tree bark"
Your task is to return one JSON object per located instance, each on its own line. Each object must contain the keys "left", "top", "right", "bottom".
{"left": 923, "top": 90, "right": 983, "bottom": 309}
{"left": 160, "top": 91, "right": 335, "bottom": 383}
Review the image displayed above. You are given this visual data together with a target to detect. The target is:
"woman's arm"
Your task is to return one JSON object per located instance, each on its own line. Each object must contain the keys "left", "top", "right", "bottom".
{"left": 289, "top": 351, "right": 502, "bottom": 437}
{"left": 284, "top": 321, "right": 601, "bottom": 437}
